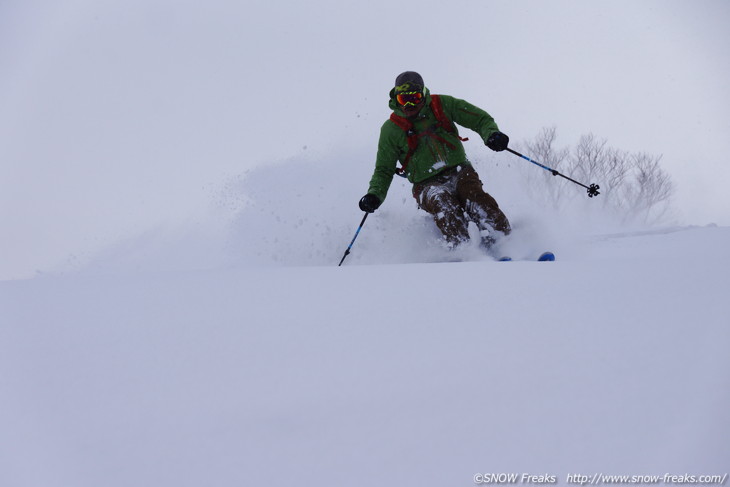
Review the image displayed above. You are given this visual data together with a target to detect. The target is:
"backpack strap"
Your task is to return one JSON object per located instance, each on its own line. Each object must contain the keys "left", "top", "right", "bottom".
{"left": 389, "top": 112, "right": 413, "bottom": 133}
{"left": 431, "top": 94, "right": 469, "bottom": 142}
{"left": 389, "top": 113, "right": 419, "bottom": 177}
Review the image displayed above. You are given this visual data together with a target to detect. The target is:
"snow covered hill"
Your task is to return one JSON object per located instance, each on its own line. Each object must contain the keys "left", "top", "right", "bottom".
{"left": 2, "top": 224, "right": 728, "bottom": 487}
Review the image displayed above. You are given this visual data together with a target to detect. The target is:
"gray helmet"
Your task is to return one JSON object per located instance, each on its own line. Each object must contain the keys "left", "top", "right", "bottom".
{"left": 394, "top": 71, "right": 424, "bottom": 93}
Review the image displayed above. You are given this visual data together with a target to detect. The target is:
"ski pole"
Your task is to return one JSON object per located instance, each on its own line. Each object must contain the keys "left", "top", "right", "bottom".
{"left": 338, "top": 212, "right": 369, "bottom": 266}
{"left": 506, "top": 148, "right": 601, "bottom": 198}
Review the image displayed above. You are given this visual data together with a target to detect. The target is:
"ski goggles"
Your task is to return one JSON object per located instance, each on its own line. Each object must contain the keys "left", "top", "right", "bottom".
{"left": 396, "top": 91, "right": 424, "bottom": 107}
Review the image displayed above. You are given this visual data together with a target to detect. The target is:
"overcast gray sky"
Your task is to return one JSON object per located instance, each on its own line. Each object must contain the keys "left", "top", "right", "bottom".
{"left": 2, "top": 0, "right": 729, "bottom": 279}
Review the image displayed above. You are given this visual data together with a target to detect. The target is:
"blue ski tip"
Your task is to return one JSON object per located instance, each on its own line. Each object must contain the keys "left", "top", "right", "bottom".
{"left": 538, "top": 251, "right": 555, "bottom": 262}
{"left": 498, "top": 256, "right": 513, "bottom": 261}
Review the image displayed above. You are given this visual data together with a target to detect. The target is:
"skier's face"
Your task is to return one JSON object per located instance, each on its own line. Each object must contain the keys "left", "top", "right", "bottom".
{"left": 402, "top": 100, "right": 426, "bottom": 117}
{"left": 401, "top": 98, "right": 425, "bottom": 118}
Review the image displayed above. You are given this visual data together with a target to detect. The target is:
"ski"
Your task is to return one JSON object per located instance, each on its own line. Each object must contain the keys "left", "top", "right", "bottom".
{"left": 497, "top": 251, "right": 555, "bottom": 262}
{"left": 538, "top": 251, "right": 555, "bottom": 261}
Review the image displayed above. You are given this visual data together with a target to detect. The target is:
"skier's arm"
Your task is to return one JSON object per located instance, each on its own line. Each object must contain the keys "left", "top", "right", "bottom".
{"left": 366, "top": 122, "right": 401, "bottom": 203}
{"left": 443, "top": 95, "right": 501, "bottom": 144}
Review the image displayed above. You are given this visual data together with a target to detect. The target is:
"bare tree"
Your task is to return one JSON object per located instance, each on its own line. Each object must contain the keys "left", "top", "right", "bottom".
{"left": 518, "top": 128, "right": 675, "bottom": 225}
{"left": 624, "top": 153, "right": 674, "bottom": 224}
{"left": 521, "top": 127, "right": 570, "bottom": 208}
{"left": 600, "top": 147, "right": 631, "bottom": 208}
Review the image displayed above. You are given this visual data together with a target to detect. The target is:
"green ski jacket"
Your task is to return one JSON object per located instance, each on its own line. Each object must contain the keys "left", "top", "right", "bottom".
{"left": 366, "top": 89, "right": 501, "bottom": 203}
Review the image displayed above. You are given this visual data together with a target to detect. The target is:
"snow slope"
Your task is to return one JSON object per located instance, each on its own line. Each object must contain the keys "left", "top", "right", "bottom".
{"left": 2, "top": 224, "right": 729, "bottom": 487}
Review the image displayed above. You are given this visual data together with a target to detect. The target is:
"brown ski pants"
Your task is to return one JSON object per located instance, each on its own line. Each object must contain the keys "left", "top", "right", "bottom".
{"left": 413, "top": 165, "right": 511, "bottom": 247}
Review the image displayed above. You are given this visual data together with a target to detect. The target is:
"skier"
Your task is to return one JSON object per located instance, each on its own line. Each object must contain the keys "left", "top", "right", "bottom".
{"left": 358, "top": 71, "right": 511, "bottom": 250}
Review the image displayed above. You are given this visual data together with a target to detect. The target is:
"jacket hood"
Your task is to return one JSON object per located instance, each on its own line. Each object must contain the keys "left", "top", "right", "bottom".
{"left": 389, "top": 86, "right": 432, "bottom": 117}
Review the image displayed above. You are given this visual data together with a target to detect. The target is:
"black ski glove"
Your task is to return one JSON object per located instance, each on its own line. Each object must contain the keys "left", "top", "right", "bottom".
{"left": 358, "top": 194, "right": 381, "bottom": 213}
{"left": 486, "top": 131, "right": 509, "bottom": 152}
